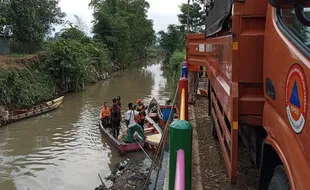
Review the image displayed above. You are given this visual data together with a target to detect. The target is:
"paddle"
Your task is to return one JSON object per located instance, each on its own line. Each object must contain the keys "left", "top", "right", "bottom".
{"left": 133, "top": 138, "right": 158, "bottom": 169}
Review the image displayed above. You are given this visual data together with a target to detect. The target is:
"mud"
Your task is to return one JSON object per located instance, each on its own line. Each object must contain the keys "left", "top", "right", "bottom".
{"left": 94, "top": 161, "right": 149, "bottom": 190}
{"left": 193, "top": 95, "right": 259, "bottom": 189}
{"left": 0, "top": 54, "right": 39, "bottom": 69}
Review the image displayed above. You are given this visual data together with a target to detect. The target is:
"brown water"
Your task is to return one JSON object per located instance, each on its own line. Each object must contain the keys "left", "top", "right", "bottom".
{"left": 0, "top": 63, "right": 172, "bottom": 190}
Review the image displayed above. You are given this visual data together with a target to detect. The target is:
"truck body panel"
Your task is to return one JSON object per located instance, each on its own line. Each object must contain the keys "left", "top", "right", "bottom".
{"left": 186, "top": 0, "right": 310, "bottom": 188}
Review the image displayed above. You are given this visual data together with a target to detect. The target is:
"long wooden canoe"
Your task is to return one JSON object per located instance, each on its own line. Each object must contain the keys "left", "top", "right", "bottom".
{"left": 8, "top": 96, "right": 64, "bottom": 123}
{"left": 98, "top": 120, "right": 145, "bottom": 153}
{"left": 12, "top": 96, "right": 64, "bottom": 115}
{"left": 143, "top": 114, "right": 162, "bottom": 152}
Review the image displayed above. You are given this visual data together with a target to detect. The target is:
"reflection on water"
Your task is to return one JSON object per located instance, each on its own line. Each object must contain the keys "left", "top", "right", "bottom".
{"left": 0, "top": 63, "right": 172, "bottom": 190}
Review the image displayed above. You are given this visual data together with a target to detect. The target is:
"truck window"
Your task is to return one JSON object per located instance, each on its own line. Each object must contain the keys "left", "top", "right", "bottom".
{"left": 278, "top": 8, "right": 310, "bottom": 51}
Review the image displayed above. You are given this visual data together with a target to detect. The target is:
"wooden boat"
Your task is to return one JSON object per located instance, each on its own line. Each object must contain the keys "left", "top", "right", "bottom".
{"left": 141, "top": 97, "right": 178, "bottom": 152}
{"left": 98, "top": 119, "right": 145, "bottom": 153}
{"left": 8, "top": 96, "right": 64, "bottom": 123}
{"left": 12, "top": 96, "right": 64, "bottom": 115}
{"left": 143, "top": 113, "right": 162, "bottom": 152}
{"left": 98, "top": 98, "right": 168, "bottom": 153}
{"left": 146, "top": 97, "right": 178, "bottom": 129}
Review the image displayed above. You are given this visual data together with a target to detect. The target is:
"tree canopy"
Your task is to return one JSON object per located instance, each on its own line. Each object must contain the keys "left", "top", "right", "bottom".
{"left": 90, "top": 0, "right": 155, "bottom": 67}
{"left": 0, "top": 0, "right": 65, "bottom": 43}
{"left": 178, "top": 2, "right": 205, "bottom": 33}
{"left": 157, "top": 0, "right": 205, "bottom": 57}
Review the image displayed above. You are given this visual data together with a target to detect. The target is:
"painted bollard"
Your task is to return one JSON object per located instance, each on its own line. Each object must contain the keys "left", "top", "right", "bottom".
{"left": 169, "top": 120, "right": 192, "bottom": 190}
{"left": 178, "top": 78, "right": 188, "bottom": 121}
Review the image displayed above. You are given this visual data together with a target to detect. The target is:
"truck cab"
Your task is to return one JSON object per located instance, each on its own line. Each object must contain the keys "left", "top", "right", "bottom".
{"left": 261, "top": 1, "right": 310, "bottom": 189}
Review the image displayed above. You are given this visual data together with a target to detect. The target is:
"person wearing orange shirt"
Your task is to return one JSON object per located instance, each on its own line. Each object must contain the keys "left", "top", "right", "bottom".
{"left": 101, "top": 102, "right": 111, "bottom": 128}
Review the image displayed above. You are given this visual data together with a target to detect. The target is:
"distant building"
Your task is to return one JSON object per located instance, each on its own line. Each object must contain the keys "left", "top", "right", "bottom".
{"left": 0, "top": 34, "right": 12, "bottom": 54}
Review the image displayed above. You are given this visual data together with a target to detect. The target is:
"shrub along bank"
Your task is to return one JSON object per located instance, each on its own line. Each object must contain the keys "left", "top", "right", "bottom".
{"left": 162, "top": 50, "right": 185, "bottom": 94}
{"left": 0, "top": 28, "right": 114, "bottom": 110}
{"left": 0, "top": 0, "right": 156, "bottom": 111}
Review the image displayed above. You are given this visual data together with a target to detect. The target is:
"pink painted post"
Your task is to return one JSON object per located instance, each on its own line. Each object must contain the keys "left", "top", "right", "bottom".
{"left": 174, "top": 149, "right": 185, "bottom": 190}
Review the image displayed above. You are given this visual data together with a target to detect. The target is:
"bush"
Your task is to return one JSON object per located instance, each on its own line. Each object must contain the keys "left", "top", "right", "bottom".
{"left": 40, "top": 38, "right": 91, "bottom": 92}
{"left": 162, "top": 50, "right": 185, "bottom": 99}
{"left": 170, "top": 51, "right": 184, "bottom": 73}
{"left": 163, "top": 50, "right": 184, "bottom": 81}
{"left": 0, "top": 68, "right": 54, "bottom": 108}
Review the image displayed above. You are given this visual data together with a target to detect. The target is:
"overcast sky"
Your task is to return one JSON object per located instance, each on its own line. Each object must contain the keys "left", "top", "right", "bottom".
{"left": 57, "top": 0, "right": 184, "bottom": 35}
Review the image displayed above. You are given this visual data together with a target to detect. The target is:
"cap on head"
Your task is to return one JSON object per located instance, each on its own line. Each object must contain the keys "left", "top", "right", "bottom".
{"left": 136, "top": 99, "right": 142, "bottom": 104}
{"left": 117, "top": 96, "right": 121, "bottom": 100}
{"left": 112, "top": 98, "right": 117, "bottom": 103}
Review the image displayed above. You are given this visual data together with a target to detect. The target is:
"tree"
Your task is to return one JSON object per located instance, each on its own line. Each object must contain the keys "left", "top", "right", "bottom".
{"left": 2, "top": 0, "right": 65, "bottom": 43}
{"left": 118, "top": 0, "right": 155, "bottom": 59}
{"left": 178, "top": 2, "right": 205, "bottom": 33}
{"left": 60, "top": 27, "right": 90, "bottom": 44}
{"left": 90, "top": 0, "right": 155, "bottom": 66}
{"left": 0, "top": 0, "right": 10, "bottom": 35}
{"left": 73, "top": 15, "right": 89, "bottom": 35}
{"left": 158, "top": 25, "right": 185, "bottom": 56}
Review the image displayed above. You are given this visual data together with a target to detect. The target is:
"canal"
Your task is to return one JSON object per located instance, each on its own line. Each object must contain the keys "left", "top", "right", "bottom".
{"left": 0, "top": 63, "right": 172, "bottom": 190}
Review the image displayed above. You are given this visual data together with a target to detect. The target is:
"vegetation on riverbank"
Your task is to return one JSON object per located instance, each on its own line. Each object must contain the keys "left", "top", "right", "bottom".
{"left": 0, "top": 0, "right": 155, "bottom": 110}
{"left": 157, "top": 0, "right": 205, "bottom": 84}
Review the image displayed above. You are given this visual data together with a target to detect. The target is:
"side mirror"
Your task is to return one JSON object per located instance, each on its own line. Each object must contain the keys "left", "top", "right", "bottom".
{"left": 295, "top": 2, "right": 310, "bottom": 26}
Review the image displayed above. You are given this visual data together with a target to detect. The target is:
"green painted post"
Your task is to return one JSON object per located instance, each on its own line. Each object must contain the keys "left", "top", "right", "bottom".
{"left": 169, "top": 120, "right": 192, "bottom": 190}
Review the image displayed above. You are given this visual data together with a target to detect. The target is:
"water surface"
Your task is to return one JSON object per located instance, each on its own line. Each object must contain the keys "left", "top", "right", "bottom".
{"left": 0, "top": 63, "right": 172, "bottom": 190}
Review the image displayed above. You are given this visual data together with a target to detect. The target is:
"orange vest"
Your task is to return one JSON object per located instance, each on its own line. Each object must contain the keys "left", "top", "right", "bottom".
{"left": 101, "top": 107, "right": 110, "bottom": 118}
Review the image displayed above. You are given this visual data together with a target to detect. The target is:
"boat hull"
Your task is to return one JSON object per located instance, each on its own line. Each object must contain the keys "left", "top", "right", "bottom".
{"left": 142, "top": 97, "right": 167, "bottom": 152}
{"left": 98, "top": 120, "right": 145, "bottom": 153}
{"left": 7, "top": 96, "right": 64, "bottom": 123}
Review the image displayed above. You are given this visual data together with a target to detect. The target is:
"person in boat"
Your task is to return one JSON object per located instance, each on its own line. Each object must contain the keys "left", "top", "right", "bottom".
{"left": 110, "top": 98, "right": 121, "bottom": 138}
{"left": 136, "top": 99, "right": 145, "bottom": 111}
{"left": 101, "top": 102, "right": 111, "bottom": 128}
{"left": 136, "top": 99, "right": 146, "bottom": 128}
{"left": 116, "top": 96, "right": 122, "bottom": 108}
{"left": 122, "top": 102, "right": 145, "bottom": 143}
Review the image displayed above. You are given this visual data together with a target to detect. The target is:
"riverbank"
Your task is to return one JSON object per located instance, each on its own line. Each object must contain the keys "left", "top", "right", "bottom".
{"left": 0, "top": 63, "right": 170, "bottom": 190}
{"left": 95, "top": 160, "right": 149, "bottom": 190}
{"left": 0, "top": 54, "right": 125, "bottom": 126}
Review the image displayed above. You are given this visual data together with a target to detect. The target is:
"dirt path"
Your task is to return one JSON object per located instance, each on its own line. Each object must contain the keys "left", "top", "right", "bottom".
{"left": 192, "top": 95, "right": 259, "bottom": 189}
{"left": 0, "top": 55, "right": 37, "bottom": 69}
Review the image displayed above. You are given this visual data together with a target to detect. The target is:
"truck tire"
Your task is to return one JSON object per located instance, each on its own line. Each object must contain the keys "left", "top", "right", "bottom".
{"left": 210, "top": 114, "right": 218, "bottom": 140}
{"left": 268, "top": 166, "right": 290, "bottom": 190}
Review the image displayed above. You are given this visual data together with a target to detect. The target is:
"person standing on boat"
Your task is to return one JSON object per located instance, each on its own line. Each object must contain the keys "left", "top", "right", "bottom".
{"left": 101, "top": 102, "right": 111, "bottom": 128}
{"left": 123, "top": 102, "right": 145, "bottom": 143}
{"left": 110, "top": 98, "right": 121, "bottom": 138}
{"left": 136, "top": 99, "right": 145, "bottom": 111}
{"left": 136, "top": 99, "right": 146, "bottom": 128}
{"left": 116, "top": 96, "right": 122, "bottom": 108}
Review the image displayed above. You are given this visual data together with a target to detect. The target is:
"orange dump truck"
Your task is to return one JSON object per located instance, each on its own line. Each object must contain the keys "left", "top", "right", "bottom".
{"left": 186, "top": 0, "right": 310, "bottom": 189}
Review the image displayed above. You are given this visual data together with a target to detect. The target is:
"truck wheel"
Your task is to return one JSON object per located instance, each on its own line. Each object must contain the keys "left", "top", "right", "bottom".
{"left": 210, "top": 115, "right": 218, "bottom": 140}
{"left": 268, "top": 166, "right": 290, "bottom": 190}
